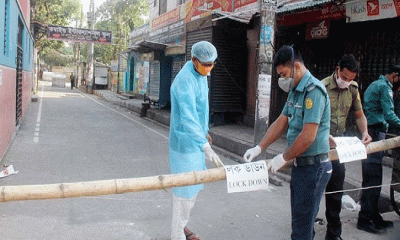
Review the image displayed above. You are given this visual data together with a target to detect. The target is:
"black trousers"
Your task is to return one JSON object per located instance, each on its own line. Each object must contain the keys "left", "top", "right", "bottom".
{"left": 358, "top": 127, "right": 385, "bottom": 222}
{"left": 325, "top": 160, "right": 345, "bottom": 237}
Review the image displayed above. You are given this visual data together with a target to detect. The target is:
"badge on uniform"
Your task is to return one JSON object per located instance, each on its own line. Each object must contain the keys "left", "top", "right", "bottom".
{"left": 305, "top": 97, "right": 313, "bottom": 109}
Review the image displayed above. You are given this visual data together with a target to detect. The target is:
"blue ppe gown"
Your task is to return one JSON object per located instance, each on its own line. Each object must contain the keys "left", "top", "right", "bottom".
{"left": 169, "top": 61, "right": 209, "bottom": 199}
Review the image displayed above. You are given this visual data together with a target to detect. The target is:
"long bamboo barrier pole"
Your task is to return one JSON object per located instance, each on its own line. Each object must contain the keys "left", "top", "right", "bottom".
{"left": 1, "top": 136, "right": 400, "bottom": 202}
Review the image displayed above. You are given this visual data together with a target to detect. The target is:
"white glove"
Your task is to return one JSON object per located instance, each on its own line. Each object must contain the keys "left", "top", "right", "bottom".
{"left": 202, "top": 143, "right": 224, "bottom": 167}
{"left": 243, "top": 145, "right": 262, "bottom": 163}
{"left": 267, "top": 154, "right": 287, "bottom": 173}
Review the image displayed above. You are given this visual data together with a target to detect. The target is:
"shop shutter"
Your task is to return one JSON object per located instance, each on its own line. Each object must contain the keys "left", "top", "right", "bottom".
{"left": 185, "top": 28, "right": 212, "bottom": 60}
{"left": 210, "top": 26, "right": 247, "bottom": 113}
{"left": 148, "top": 60, "right": 160, "bottom": 103}
{"left": 171, "top": 55, "right": 186, "bottom": 83}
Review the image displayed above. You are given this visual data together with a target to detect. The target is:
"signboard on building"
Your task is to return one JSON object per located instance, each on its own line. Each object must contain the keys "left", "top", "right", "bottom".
{"left": 277, "top": 3, "right": 346, "bottom": 26}
{"left": 305, "top": 20, "right": 330, "bottom": 40}
{"left": 129, "top": 23, "right": 150, "bottom": 47}
{"left": 189, "top": 0, "right": 233, "bottom": 21}
{"left": 148, "top": 20, "right": 185, "bottom": 44}
{"left": 152, "top": 7, "right": 181, "bottom": 29}
{"left": 346, "top": 0, "right": 400, "bottom": 23}
{"left": 47, "top": 25, "right": 112, "bottom": 44}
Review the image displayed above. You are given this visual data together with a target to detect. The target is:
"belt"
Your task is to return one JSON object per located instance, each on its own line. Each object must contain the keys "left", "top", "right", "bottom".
{"left": 294, "top": 153, "right": 330, "bottom": 167}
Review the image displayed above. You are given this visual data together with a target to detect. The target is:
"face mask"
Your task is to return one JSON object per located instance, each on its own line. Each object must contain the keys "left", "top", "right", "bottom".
{"left": 278, "top": 77, "right": 294, "bottom": 93}
{"left": 278, "top": 46, "right": 296, "bottom": 93}
{"left": 336, "top": 70, "right": 352, "bottom": 89}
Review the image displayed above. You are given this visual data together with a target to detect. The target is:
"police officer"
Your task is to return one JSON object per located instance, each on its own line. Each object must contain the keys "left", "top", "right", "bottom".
{"left": 243, "top": 45, "right": 332, "bottom": 240}
{"left": 322, "top": 54, "right": 372, "bottom": 240}
{"left": 357, "top": 65, "right": 400, "bottom": 234}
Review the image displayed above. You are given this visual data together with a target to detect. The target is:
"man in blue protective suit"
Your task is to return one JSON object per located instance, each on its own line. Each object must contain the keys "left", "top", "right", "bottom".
{"left": 357, "top": 65, "right": 400, "bottom": 234}
{"left": 243, "top": 45, "right": 332, "bottom": 240}
{"left": 169, "top": 41, "right": 224, "bottom": 240}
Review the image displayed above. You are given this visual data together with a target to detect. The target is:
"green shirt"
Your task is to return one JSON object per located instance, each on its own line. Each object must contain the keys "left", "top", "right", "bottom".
{"left": 364, "top": 75, "right": 400, "bottom": 130}
{"left": 282, "top": 70, "right": 331, "bottom": 157}
{"left": 322, "top": 73, "right": 362, "bottom": 136}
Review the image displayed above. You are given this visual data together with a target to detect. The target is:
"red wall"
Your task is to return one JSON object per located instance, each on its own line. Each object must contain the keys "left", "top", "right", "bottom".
{"left": 0, "top": 67, "right": 17, "bottom": 159}
{"left": 0, "top": 66, "right": 33, "bottom": 159}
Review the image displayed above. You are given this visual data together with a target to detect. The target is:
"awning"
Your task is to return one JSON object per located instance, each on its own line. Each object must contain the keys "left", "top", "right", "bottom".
{"left": 127, "top": 40, "right": 168, "bottom": 53}
{"left": 199, "top": 8, "right": 259, "bottom": 24}
{"left": 277, "top": 0, "right": 335, "bottom": 13}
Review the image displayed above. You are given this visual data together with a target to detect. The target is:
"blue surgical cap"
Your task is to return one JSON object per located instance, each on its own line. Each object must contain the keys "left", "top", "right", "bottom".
{"left": 191, "top": 41, "right": 217, "bottom": 63}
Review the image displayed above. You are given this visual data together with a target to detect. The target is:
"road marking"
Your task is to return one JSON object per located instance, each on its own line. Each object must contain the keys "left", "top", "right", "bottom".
{"left": 34, "top": 82, "right": 45, "bottom": 143}
{"left": 80, "top": 93, "right": 169, "bottom": 140}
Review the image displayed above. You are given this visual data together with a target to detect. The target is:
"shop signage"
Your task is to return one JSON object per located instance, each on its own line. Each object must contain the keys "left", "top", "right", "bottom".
{"left": 47, "top": 25, "right": 112, "bottom": 44}
{"left": 305, "top": 20, "right": 329, "bottom": 40}
{"left": 148, "top": 19, "right": 185, "bottom": 44}
{"left": 129, "top": 23, "right": 150, "bottom": 47}
{"left": 346, "top": 0, "right": 400, "bottom": 22}
{"left": 152, "top": 7, "right": 181, "bottom": 29}
{"left": 189, "top": 0, "right": 233, "bottom": 21}
{"left": 277, "top": 3, "right": 345, "bottom": 26}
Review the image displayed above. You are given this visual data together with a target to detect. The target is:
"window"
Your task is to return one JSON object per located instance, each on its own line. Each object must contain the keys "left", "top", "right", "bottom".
{"left": 159, "top": 0, "right": 167, "bottom": 15}
{"left": 4, "top": 0, "right": 9, "bottom": 55}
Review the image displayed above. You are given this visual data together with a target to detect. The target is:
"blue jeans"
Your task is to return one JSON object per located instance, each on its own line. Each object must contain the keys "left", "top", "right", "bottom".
{"left": 291, "top": 160, "right": 332, "bottom": 240}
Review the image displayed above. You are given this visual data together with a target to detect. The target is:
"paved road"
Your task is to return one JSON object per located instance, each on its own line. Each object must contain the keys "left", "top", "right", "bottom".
{"left": 0, "top": 81, "right": 399, "bottom": 240}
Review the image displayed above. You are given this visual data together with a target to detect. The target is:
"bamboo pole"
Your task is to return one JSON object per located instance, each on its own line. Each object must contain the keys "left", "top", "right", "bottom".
{"left": 1, "top": 136, "right": 400, "bottom": 202}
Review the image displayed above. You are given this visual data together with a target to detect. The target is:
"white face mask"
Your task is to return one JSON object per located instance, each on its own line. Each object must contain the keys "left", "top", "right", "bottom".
{"left": 278, "top": 77, "right": 294, "bottom": 93}
{"left": 278, "top": 46, "right": 296, "bottom": 93}
{"left": 336, "top": 70, "right": 352, "bottom": 89}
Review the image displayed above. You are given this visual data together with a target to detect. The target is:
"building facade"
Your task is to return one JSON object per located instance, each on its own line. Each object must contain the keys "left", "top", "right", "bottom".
{"left": 0, "top": 0, "right": 34, "bottom": 160}
{"left": 127, "top": 0, "right": 260, "bottom": 126}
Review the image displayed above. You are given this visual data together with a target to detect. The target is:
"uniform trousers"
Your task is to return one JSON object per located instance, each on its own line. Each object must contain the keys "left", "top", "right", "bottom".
{"left": 291, "top": 160, "right": 332, "bottom": 240}
{"left": 325, "top": 160, "right": 345, "bottom": 237}
{"left": 358, "top": 126, "right": 385, "bottom": 222}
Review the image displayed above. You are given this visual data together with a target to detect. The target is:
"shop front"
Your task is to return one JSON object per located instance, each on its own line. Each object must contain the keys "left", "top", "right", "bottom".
{"left": 272, "top": 0, "right": 400, "bottom": 129}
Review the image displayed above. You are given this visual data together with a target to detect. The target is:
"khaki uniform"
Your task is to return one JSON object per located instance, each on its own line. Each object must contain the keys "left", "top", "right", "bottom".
{"left": 322, "top": 73, "right": 362, "bottom": 136}
{"left": 321, "top": 72, "right": 362, "bottom": 239}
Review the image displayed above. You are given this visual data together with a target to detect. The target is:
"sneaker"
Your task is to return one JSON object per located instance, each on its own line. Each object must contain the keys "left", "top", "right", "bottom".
{"left": 357, "top": 220, "right": 386, "bottom": 234}
{"left": 374, "top": 219, "right": 393, "bottom": 229}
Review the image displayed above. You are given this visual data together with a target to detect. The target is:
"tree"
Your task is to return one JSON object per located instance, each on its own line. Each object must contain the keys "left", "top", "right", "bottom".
{"left": 94, "top": 0, "right": 149, "bottom": 64}
{"left": 31, "top": 0, "right": 82, "bottom": 63}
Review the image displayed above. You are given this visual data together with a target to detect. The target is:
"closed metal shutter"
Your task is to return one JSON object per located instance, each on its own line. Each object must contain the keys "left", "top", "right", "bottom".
{"left": 211, "top": 26, "right": 247, "bottom": 113}
{"left": 171, "top": 55, "right": 186, "bottom": 83}
{"left": 186, "top": 28, "right": 212, "bottom": 60}
{"left": 148, "top": 60, "right": 160, "bottom": 103}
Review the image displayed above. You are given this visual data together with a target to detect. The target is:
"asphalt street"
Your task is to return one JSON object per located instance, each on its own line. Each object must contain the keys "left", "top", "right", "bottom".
{"left": 0, "top": 81, "right": 399, "bottom": 240}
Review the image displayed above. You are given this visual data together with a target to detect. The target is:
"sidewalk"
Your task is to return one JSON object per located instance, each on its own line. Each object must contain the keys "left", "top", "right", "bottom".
{"left": 91, "top": 89, "right": 396, "bottom": 209}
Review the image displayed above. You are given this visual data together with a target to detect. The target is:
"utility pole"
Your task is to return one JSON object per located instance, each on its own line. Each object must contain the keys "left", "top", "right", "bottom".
{"left": 254, "top": 0, "right": 277, "bottom": 159}
{"left": 87, "top": 0, "right": 95, "bottom": 93}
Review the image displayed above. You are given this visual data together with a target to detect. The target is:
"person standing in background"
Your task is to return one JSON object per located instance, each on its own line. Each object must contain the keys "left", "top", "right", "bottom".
{"left": 357, "top": 65, "right": 400, "bottom": 234}
{"left": 321, "top": 54, "right": 371, "bottom": 240}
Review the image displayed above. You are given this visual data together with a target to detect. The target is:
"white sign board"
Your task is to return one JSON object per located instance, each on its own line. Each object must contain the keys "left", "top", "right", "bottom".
{"left": 224, "top": 161, "right": 269, "bottom": 193}
{"left": 346, "top": 0, "right": 400, "bottom": 23}
{"left": 334, "top": 137, "right": 367, "bottom": 163}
